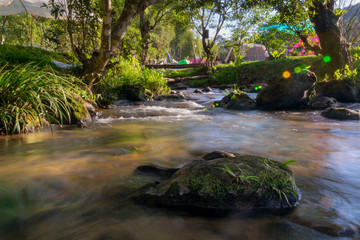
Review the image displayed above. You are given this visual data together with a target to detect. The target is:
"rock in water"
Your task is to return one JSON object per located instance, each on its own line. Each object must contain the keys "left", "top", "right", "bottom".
{"left": 202, "top": 86, "right": 213, "bottom": 93}
{"left": 321, "top": 107, "right": 360, "bottom": 120}
{"left": 310, "top": 96, "right": 339, "bottom": 109}
{"left": 202, "top": 151, "right": 235, "bottom": 160}
{"left": 154, "top": 92, "right": 187, "bottom": 101}
{"left": 217, "top": 92, "right": 256, "bottom": 110}
{"left": 134, "top": 156, "right": 299, "bottom": 210}
{"left": 256, "top": 71, "right": 316, "bottom": 110}
{"left": 316, "top": 80, "right": 360, "bottom": 103}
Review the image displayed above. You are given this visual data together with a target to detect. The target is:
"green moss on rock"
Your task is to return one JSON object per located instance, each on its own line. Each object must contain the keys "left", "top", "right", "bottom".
{"left": 135, "top": 155, "right": 299, "bottom": 209}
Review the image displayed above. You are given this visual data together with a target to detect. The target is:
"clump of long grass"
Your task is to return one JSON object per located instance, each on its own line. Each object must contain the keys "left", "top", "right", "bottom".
{"left": 0, "top": 64, "right": 84, "bottom": 134}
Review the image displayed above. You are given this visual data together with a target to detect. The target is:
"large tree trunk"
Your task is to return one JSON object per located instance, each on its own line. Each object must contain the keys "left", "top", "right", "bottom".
{"left": 309, "top": 0, "right": 352, "bottom": 74}
{"left": 83, "top": 0, "right": 161, "bottom": 89}
{"left": 202, "top": 34, "right": 214, "bottom": 72}
{"left": 139, "top": 11, "right": 151, "bottom": 66}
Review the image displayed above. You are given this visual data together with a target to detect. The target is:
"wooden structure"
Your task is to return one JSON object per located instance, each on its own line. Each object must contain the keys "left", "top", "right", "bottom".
{"left": 145, "top": 64, "right": 205, "bottom": 69}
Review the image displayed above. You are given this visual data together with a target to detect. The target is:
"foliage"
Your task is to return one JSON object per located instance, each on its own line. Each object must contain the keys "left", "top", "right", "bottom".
{"left": 271, "top": 49, "right": 285, "bottom": 60}
{"left": 220, "top": 165, "right": 260, "bottom": 186}
{"left": 230, "top": 46, "right": 246, "bottom": 67}
{"left": 212, "top": 64, "right": 239, "bottom": 84}
{"left": 97, "top": 57, "right": 170, "bottom": 104}
{"left": 333, "top": 65, "right": 358, "bottom": 82}
{"left": 212, "top": 54, "right": 326, "bottom": 86}
{"left": 0, "top": 15, "right": 70, "bottom": 51}
{"left": 0, "top": 64, "right": 85, "bottom": 135}
{"left": 279, "top": 160, "right": 296, "bottom": 168}
{"left": 164, "top": 67, "right": 207, "bottom": 78}
{"left": 148, "top": 23, "right": 176, "bottom": 60}
{"left": 351, "top": 46, "right": 360, "bottom": 70}
{"left": 190, "top": 0, "right": 238, "bottom": 71}
{"left": 0, "top": 44, "right": 74, "bottom": 69}
{"left": 256, "top": 21, "right": 298, "bottom": 52}
{"left": 290, "top": 35, "right": 320, "bottom": 56}
{"left": 225, "top": 84, "right": 247, "bottom": 99}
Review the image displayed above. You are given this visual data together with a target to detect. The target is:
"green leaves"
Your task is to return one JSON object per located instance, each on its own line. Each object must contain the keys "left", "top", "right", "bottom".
{"left": 279, "top": 160, "right": 296, "bottom": 168}
{"left": 0, "top": 64, "right": 84, "bottom": 134}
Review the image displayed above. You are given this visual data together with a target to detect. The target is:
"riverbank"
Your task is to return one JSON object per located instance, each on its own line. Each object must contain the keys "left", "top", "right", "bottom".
{"left": 164, "top": 48, "right": 360, "bottom": 90}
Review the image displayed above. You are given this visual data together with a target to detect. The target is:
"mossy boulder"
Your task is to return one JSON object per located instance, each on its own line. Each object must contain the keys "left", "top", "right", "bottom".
{"left": 256, "top": 71, "right": 316, "bottom": 110}
{"left": 134, "top": 156, "right": 299, "bottom": 210}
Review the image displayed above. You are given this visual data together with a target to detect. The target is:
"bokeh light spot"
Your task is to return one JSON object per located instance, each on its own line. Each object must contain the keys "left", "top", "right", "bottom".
{"left": 323, "top": 56, "right": 331, "bottom": 63}
{"left": 203, "top": 108, "right": 207, "bottom": 111}
{"left": 294, "top": 67, "right": 302, "bottom": 74}
{"left": 215, "top": 103, "right": 219, "bottom": 107}
{"left": 283, "top": 71, "right": 291, "bottom": 79}
{"left": 212, "top": 105, "right": 215, "bottom": 108}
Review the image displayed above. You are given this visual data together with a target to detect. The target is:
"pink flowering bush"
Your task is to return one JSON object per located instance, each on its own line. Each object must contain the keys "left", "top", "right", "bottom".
{"left": 290, "top": 35, "right": 320, "bottom": 56}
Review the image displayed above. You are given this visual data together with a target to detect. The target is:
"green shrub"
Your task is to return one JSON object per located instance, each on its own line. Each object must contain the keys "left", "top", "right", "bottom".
{"left": 351, "top": 47, "right": 360, "bottom": 70}
{"left": 97, "top": 58, "right": 170, "bottom": 104}
{"left": 212, "top": 65, "right": 239, "bottom": 84}
{"left": 0, "top": 64, "right": 85, "bottom": 134}
{"left": 164, "top": 67, "right": 207, "bottom": 78}
{"left": 0, "top": 44, "right": 76, "bottom": 72}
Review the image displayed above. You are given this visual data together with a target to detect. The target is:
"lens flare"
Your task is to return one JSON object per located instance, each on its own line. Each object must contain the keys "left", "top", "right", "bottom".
{"left": 203, "top": 108, "right": 207, "bottom": 111}
{"left": 212, "top": 105, "right": 215, "bottom": 108}
{"left": 283, "top": 71, "right": 291, "bottom": 79}
{"left": 215, "top": 103, "right": 219, "bottom": 107}
{"left": 294, "top": 67, "right": 302, "bottom": 74}
{"left": 323, "top": 56, "right": 331, "bottom": 63}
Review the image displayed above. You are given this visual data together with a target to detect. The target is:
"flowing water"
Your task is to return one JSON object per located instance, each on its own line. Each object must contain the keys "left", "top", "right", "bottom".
{"left": 0, "top": 89, "right": 360, "bottom": 240}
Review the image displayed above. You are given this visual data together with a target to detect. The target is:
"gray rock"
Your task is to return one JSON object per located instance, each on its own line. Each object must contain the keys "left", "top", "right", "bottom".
{"left": 321, "top": 107, "right": 360, "bottom": 120}
{"left": 84, "top": 101, "right": 97, "bottom": 117}
{"left": 171, "top": 83, "right": 188, "bottom": 90}
{"left": 256, "top": 71, "right": 317, "bottom": 109}
{"left": 218, "top": 92, "right": 256, "bottom": 110}
{"left": 316, "top": 80, "right": 360, "bottom": 103}
{"left": 202, "top": 151, "right": 235, "bottom": 160}
{"left": 134, "top": 155, "right": 299, "bottom": 210}
{"left": 202, "top": 86, "right": 213, "bottom": 93}
{"left": 310, "top": 96, "right": 339, "bottom": 109}
{"left": 194, "top": 89, "right": 203, "bottom": 94}
{"left": 154, "top": 92, "right": 187, "bottom": 101}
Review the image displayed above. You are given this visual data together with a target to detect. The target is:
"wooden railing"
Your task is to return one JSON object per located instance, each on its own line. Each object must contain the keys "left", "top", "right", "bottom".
{"left": 145, "top": 63, "right": 205, "bottom": 69}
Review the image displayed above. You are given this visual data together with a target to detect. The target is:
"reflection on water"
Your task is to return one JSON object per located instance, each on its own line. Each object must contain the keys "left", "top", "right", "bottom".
{"left": 0, "top": 89, "right": 359, "bottom": 239}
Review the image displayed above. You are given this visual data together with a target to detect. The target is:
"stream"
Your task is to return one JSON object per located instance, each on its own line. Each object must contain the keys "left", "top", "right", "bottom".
{"left": 0, "top": 89, "right": 359, "bottom": 239}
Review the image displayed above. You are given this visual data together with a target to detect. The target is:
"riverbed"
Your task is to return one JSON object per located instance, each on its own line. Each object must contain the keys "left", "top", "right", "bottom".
{"left": 0, "top": 89, "right": 359, "bottom": 239}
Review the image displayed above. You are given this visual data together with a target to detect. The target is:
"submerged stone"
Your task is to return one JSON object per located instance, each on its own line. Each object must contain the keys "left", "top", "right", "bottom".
{"left": 134, "top": 156, "right": 299, "bottom": 210}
